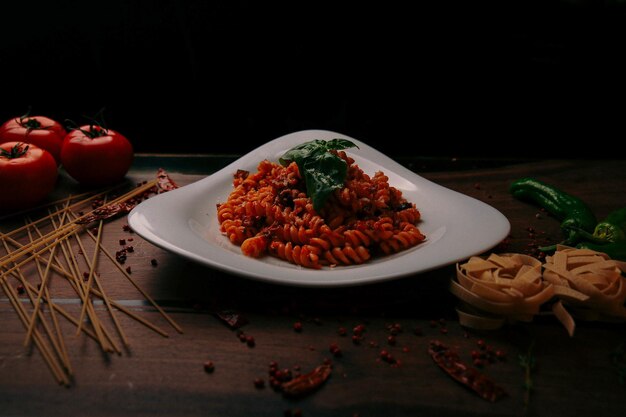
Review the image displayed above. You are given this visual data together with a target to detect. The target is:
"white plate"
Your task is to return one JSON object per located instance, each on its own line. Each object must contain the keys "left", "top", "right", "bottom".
{"left": 128, "top": 130, "right": 510, "bottom": 287}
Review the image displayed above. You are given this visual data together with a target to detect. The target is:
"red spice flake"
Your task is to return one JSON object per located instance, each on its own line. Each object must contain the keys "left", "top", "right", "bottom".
{"left": 293, "top": 321, "right": 303, "bottom": 332}
{"left": 150, "top": 258, "right": 158, "bottom": 266}
{"left": 216, "top": 310, "right": 249, "bottom": 329}
{"left": 234, "top": 169, "right": 250, "bottom": 180}
{"left": 156, "top": 168, "right": 179, "bottom": 192}
{"left": 352, "top": 324, "right": 366, "bottom": 336}
{"left": 116, "top": 250, "right": 127, "bottom": 264}
{"left": 387, "top": 335, "right": 397, "bottom": 345}
{"left": 329, "top": 342, "right": 342, "bottom": 357}
{"left": 351, "top": 335, "right": 361, "bottom": 345}
{"left": 246, "top": 335, "right": 255, "bottom": 347}
{"left": 337, "top": 327, "right": 347, "bottom": 336}
{"left": 275, "top": 368, "right": 292, "bottom": 382}
{"left": 122, "top": 224, "right": 132, "bottom": 232}
{"left": 203, "top": 360, "right": 214, "bottom": 373}
{"left": 125, "top": 266, "right": 132, "bottom": 274}
{"left": 253, "top": 378, "right": 265, "bottom": 389}
{"left": 473, "top": 183, "right": 481, "bottom": 190}
{"left": 119, "top": 239, "right": 126, "bottom": 245}
{"left": 281, "top": 364, "right": 332, "bottom": 397}
{"left": 125, "top": 245, "right": 134, "bottom": 253}
{"left": 428, "top": 340, "right": 506, "bottom": 402}
{"left": 16, "top": 284, "right": 25, "bottom": 295}
{"left": 127, "top": 237, "right": 134, "bottom": 241}
{"left": 402, "top": 346, "right": 410, "bottom": 353}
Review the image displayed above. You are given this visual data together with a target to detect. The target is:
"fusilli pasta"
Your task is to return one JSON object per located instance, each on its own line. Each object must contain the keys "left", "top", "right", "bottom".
{"left": 217, "top": 150, "right": 425, "bottom": 269}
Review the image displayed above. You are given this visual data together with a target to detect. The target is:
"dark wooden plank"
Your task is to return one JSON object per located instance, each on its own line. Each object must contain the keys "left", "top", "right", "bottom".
{"left": 2, "top": 158, "right": 626, "bottom": 417}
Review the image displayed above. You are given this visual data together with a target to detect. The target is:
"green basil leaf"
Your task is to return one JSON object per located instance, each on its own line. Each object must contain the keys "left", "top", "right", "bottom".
{"left": 321, "top": 138, "right": 358, "bottom": 152}
{"left": 279, "top": 138, "right": 358, "bottom": 211}
{"left": 303, "top": 152, "right": 347, "bottom": 211}
{"left": 279, "top": 140, "right": 325, "bottom": 166}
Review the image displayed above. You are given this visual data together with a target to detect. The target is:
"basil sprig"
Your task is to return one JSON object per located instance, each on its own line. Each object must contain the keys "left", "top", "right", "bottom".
{"left": 279, "top": 139, "right": 358, "bottom": 211}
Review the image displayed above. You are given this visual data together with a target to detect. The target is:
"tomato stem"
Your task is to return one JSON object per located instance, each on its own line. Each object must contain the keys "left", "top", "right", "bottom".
{"left": 0, "top": 143, "right": 29, "bottom": 159}
{"left": 17, "top": 107, "right": 49, "bottom": 131}
{"left": 65, "top": 108, "right": 109, "bottom": 139}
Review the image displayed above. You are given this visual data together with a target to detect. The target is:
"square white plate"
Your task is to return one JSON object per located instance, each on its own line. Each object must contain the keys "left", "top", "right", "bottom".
{"left": 128, "top": 130, "right": 510, "bottom": 287}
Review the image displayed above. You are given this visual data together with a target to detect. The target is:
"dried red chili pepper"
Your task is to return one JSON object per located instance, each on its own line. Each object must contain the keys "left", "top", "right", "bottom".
{"left": 76, "top": 202, "right": 136, "bottom": 224}
{"left": 428, "top": 340, "right": 506, "bottom": 402}
{"left": 281, "top": 364, "right": 332, "bottom": 397}
{"left": 215, "top": 310, "right": 249, "bottom": 329}
{"left": 156, "top": 168, "right": 179, "bottom": 192}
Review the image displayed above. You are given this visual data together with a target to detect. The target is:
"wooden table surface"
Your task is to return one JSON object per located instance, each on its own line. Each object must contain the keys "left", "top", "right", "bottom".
{"left": 2, "top": 156, "right": 626, "bottom": 417}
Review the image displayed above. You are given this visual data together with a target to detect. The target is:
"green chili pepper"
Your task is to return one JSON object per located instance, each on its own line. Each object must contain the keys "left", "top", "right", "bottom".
{"left": 593, "top": 207, "right": 626, "bottom": 243}
{"left": 576, "top": 241, "right": 626, "bottom": 262}
{"left": 565, "top": 207, "right": 626, "bottom": 244}
{"left": 510, "top": 177, "right": 597, "bottom": 248}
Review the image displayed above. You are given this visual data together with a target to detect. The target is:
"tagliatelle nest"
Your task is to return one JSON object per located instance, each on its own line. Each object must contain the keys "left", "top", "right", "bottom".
{"left": 543, "top": 246, "right": 626, "bottom": 333}
{"left": 451, "top": 247, "right": 626, "bottom": 336}
{"left": 451, "top": 253, "right": 554, "bottom": 329}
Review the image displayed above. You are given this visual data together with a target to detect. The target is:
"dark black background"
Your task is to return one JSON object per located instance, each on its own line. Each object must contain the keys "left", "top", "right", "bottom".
{"left": 1, "top": 0, "right": 625, "bottom": 159}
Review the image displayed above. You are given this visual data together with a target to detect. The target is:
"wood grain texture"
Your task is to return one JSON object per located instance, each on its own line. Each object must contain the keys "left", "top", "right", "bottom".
{"left": 1, "top": 158, "right": 626, "bottom": 417}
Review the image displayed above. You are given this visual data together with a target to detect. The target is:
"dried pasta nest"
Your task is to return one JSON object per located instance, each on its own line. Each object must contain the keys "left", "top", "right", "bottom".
{"left": 451, "top": 247, "right": 626, "bottom": 336}
{"left": 543, "top": 246, "right": 626, "bottom": 335}
{"left": 451, "top": 253, "right": 554, "bottom": 330}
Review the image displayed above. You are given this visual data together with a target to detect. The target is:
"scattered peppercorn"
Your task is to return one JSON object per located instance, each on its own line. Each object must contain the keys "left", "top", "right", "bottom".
{"left": 246, "top": 335, "right": 255, "bottom": 347}
{"left": 16, "top": 284, "right": 25, "bottom": 295}
{"left": 253, "top": 378, "right": 265, "bottom": 389}
{"left": 329, "top": 342, "right": 342, "bottom": 357}
{"left": 203, "top": 361, "right": 214, "bottom": 373}
{"left": 150, "top": 258, "right": 158, "bottom": 266}
{"left": 125, "top": 266, "right": 132, "bottom": 274}
{"left": 293, "top": 321, "right": 303, "bottom": 332}
{"left": 353, "top": 324, "right": 366, "bottom": 336}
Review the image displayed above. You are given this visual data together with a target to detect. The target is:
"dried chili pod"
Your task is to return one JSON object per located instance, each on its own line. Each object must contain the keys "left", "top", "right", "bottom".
{"left": 156, "top": 168, "right": 179, "bottom": 192}
{"left": 76, "top": 202, "right": 135, "bottom": 224}
{"left": 429, "top": 340, "right": 506, "bottom": 402}
{"left": 281, "top": 364, "right": 332, "bottom": 397}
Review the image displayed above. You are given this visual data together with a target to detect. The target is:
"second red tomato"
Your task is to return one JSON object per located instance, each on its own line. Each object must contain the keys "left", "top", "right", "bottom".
{"left": 61, "top": 125, "right": 134, "bottom": 186}
{"left": 0, "top": 115, "right": 66, "bottom": 164}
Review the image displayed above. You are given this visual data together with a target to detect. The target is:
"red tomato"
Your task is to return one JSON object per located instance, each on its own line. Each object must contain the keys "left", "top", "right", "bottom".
{"left": 61, "top": 125, "right": 134, "bottom": 186}
{"left": 0, "top": 116, "right": 67, "bottom": 164}
{"left": 0, "top": 142, "right": 58, "bottom": 212}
